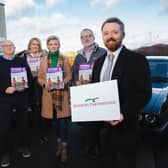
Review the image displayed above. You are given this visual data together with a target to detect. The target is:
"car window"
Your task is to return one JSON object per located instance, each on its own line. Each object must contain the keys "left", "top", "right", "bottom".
{"left": 148, "top": 60, "right": 168, "bottom": 82}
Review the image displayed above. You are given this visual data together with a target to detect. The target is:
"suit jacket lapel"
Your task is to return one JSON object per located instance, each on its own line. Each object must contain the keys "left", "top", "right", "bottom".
{"left": 95, "top": 53, "right": 106, "bottom": 82}
{"left": 112, "top": 46, "right": 126, "bottom": 80}
{"left": 98, "top": 55, "right": 106, "bottom": 81}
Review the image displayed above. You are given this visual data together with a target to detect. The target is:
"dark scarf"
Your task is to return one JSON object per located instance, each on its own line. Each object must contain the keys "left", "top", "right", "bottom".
{"left": 48, "top": 50, "right": 59, "bottom": 67}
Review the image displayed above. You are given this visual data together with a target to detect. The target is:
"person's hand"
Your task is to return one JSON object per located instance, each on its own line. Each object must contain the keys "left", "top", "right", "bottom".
{"left": 76, "top": 80, "right": 82, "bottom": 86}
{"left": 64, "top": 78, "right": 69, "bottom": 85}
{"left": 106, "top": 114, "right": 124, "bottom": 126}
{"left": 5, "top": 87, "right": 15, "bottom": 94}
{"left": 15, "top": 88, "right": 24, "bottom": 92}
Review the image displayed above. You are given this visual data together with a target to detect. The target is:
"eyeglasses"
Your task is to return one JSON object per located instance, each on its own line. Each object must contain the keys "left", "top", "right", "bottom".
{"left": 1, "top": 45, "right": 15, "bottom": 48}
{"left": 81, "top": 34, "right": 92, "bottom": 39}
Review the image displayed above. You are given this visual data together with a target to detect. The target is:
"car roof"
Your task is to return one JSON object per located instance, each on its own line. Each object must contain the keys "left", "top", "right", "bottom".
{"left": 147, "top": 56, "right": 168, "bottom": 60}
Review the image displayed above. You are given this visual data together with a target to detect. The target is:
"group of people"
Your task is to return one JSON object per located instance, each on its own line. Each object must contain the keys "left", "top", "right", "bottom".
{"left": 0, "top": 17, "right": 152, "bottom": 168}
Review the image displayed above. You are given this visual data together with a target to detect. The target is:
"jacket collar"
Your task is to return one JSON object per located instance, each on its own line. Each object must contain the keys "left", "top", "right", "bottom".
{"left": 77, "top": 42, "right": 98, "bottom": 57}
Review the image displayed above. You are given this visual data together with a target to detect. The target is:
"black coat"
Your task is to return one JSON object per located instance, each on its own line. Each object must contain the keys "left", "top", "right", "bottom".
{"left": 92, "top": 46, "right": 152, "bottom": 148}
{"left": 0, "top": 56, "right": 33, "bottom": 104}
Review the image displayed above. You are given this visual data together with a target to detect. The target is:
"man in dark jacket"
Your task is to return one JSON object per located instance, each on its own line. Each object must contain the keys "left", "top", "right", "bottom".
{"left": 72, "top": 28, "right": 106, "bottom": 158}
{"left": 0, "top": 40, "right": 32, "bottom": 167}
{"left": 92, "top": 17, "right": 152, "bottom": 168}
{"left": 72, "top": 28, "right": 106, "bottom": 85}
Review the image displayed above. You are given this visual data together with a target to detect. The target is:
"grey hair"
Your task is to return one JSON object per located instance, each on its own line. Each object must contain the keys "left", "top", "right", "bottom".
{"left": 80, "top": 28, "right": 95, "bottom": 40}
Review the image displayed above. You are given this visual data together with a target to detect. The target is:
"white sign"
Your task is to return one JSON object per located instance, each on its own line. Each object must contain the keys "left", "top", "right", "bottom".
{"left": 70, "top": 80, "right": 120, "bottom": 122}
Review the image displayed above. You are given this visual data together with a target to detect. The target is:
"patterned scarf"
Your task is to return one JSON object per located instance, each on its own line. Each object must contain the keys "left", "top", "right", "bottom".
{"left": 48, "top": 54, "right": 64, "bottom": 112}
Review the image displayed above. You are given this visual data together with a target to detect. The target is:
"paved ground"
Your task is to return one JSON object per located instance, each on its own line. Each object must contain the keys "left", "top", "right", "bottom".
{"left": 7, "top": 123, "right": 100, "bottom": 168}
{"left": 137, "top": 133, "right": 168, "bottom": 168}
{"left": 5, "top": 123, "right": 168, "bottom": 168}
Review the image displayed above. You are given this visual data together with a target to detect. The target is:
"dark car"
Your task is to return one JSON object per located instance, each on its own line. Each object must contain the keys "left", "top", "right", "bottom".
{"left": 139, "top": 56, "right": 168, "bottom": 135}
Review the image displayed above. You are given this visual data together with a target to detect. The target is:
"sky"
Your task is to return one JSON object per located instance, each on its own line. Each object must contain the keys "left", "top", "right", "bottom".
{"left": 1, "top": 0, "right": 168, "bottom": 51}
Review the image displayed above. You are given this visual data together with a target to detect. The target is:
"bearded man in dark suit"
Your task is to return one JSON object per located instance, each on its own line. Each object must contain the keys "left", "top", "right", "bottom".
{"left": 92, "top": 17, "right": 152, "bottom": 168}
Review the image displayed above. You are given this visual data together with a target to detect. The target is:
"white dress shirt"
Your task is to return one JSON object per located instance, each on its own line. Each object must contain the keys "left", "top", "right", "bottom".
{"left": 100, "top": 45, "right": 123, "bottom": 81}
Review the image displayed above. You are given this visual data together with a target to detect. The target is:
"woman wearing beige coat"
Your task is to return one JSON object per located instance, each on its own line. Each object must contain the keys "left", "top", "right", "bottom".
{"left": 38, "top": 35, "right": 72, "bottom": 162}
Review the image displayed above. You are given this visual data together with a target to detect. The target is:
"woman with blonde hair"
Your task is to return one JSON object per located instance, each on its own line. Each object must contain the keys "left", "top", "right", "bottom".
{"left": 23, "top": 37, "right": 47, "bottom": 143}
{"left": 38, "top": 35, "right": 72, "bottom": 162}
